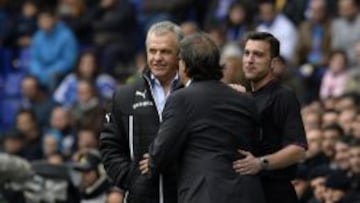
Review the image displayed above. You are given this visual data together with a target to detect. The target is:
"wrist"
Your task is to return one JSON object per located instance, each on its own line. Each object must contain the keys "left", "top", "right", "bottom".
{"left": 258, "top": 156, "right": 270, "bottom": 170}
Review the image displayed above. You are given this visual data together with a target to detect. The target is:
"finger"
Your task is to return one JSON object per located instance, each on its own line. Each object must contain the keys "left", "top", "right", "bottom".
{"left": 141, "top": 168, "right": 149, "bottom": 175}
{"left": 233, "top": 160, "right": 249, "bottom": 169}
{"left": 143, "top": 153, "right": 150, "bottom": 158}
{"left": 139, "top": 160, "right": 148, "bottom": 169}
{"left": 139, "top": 162, "right": 147, "bottom": 171}
{"left": 238, "top": 149, "right": 251, "bottom": 156}
{"left": 139, "top": 159, "right": 147, "bottom": 166}
{"left": 139, "top": 164, "right": 149, "bottom": 171}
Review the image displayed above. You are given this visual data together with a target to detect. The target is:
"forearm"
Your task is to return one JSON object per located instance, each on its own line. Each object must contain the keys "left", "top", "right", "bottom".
{"left": 100, "top": 111, "right": 132, "bottom": 188}
{"left": 263, "top": 144, "right": 305, "bottom": 170}
{"left": 100, "top": 134, "right": 132, "bottom": 188}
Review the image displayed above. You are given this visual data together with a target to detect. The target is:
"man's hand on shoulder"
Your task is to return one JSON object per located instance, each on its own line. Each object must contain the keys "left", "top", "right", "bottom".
{"left": 229, "top": 84, "right": 247, "bottom": 93}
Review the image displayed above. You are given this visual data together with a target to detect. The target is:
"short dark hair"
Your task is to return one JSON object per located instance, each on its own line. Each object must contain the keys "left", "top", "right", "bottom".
{"left": 244, "top": 32, "right": 280, "bottom": 58}
{"left": 38, "top": 6, "right": 57, "bottom": 17}
{"left": 329, "top": 49, "right": 348, "bottom": 67}
{"left": 179, "top": 33, "right": 223, "bottom": 81}
{"left": 323, "top": 124, "right": 344, "bottom": 137}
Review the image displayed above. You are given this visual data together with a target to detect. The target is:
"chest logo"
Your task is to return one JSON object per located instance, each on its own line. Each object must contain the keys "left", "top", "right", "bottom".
{"left": 135, "top": 90, "right": 147, "bottom": 99}
{"left": 133, "top": 101, "right": 154, "bottom": 109}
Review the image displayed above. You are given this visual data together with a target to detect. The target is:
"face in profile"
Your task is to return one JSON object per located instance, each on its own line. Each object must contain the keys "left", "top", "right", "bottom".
{"left": 242, "top": 40, "right": 272, "bottom": 82}
{"left": 146, "top": 32, "right": 179, "bottom": 83}
{"left": 178, "top": 59, "right": 188, "bottom": 85}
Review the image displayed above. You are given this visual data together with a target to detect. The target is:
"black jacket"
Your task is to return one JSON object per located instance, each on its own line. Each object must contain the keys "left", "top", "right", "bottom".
{"left": 100, "top": 70, "right": 180, "bottom": 203}
{"left": 149, "top": 80, "right": 266, "bottom": 203}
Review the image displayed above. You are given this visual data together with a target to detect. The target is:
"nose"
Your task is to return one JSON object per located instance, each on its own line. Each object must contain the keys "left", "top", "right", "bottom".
{"left": 154, "top": 51, "right": 162, "bottom": 61}
{"left": 245, "top": 53, "right": 255, "bottom": 64}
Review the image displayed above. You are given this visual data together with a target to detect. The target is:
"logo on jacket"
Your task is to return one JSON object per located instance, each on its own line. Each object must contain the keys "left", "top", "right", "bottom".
{"left": 133, "top": 101, "right": 154, "bottom": 109}
{"left": 105, "top": 113, "right": 111, "bottom": 123}
{"left": 135, "top": 90, "right": 147, "bottom": 99}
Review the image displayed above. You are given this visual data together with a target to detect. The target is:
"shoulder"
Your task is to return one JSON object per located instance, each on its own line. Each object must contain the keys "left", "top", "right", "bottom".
{"left": 272, "top": 81, "right": 294, "bottom": 95}
{"left": 63, "top": 73, "right": 77, "bottom": 82}
{"left": 97, "top": 74, "right": 116, "bottom": 83}
{"left": 271, "top": 82, "right": 301, "bottom": 108}
{"left": 32, "top": 31, "right": 44, "bottom": 41}
{"left": 168, "top": 87, "right": 188, "bottom": 100}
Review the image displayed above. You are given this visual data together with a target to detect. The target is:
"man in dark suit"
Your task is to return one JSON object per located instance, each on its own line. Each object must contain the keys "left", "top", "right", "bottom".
{"left": 139, "top": 33, "right": 266, "bottom": 203}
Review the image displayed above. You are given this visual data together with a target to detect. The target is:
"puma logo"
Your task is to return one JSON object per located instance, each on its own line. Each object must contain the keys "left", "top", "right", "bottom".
{"left": 135, "top": 90, "right": 146, "bottom": 99}
{"left": 105, "top": 113, "right": 111, "bottom": 123}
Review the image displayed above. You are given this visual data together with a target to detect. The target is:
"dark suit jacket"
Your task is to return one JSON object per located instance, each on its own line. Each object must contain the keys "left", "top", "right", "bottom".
{"left": 149, "top": 80, "right": 266, "bottom": 203}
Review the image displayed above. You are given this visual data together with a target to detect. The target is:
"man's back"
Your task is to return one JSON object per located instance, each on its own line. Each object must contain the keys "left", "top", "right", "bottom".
{"left": 176, "top": 81, "right": 259, "bottom": 174}
{"left": 151, "top": 80, "right": 265, "bottom": 203}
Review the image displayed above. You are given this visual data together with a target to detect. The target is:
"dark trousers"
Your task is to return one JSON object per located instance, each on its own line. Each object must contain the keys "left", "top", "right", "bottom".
{"left": 261, "top": 179, "right": 298, "bottom": 203}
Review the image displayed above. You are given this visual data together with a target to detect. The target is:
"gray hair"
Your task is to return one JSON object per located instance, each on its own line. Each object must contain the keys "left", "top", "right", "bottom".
{"left": 146, "top": 21, "right": 184, "bottom": 45}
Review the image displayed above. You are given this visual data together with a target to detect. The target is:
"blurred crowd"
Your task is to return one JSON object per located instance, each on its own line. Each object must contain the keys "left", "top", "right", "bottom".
{"left": 0, "top": 0, "right": 360, "bottom": 202}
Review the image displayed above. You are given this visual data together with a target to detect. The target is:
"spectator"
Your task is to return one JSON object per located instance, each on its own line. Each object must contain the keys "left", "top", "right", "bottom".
{"left": 345, "top": 41, "right": 360, "bottom": 94}
{"left": 15, "top": 109, "right": 43, "bottom": 160}
{"left": 224, "top": 0, "right": 254, "bottom": 44}
{"left": 322, "top": 124, "right": 343, "bottom": 162}
{"left": 324, "top": 171, "right": 360, "bottom": 203}
{"left": 48, "top": 106, "right": 75, "bottom": 158}
{"left": 337, "top": 109, "right": 356, "bottom": 138}
{"left": 303, "top": 111, "right": 322, "bottom": 131}
{"left": 77, "top": 128, "right": 99, "bottom": 151}
{"left": 57, "top": 0, "right": 87, "bottom": 42}
{"left": 29, "top": 6, "right": 78, "bottom": 90}
{"left": 293, "top": 0, "right": 331, "bottom": 67}
{"left": 348, "top": 142, "right": 360, "bottom": 190}
{"left": 220, "top": 43, "right": 246, "bottom": 85}
{"left": 42, "top": 133, "right": 61, "bottom": 159}
{"left": 21, "top": 75, "right": 54, "bottom": 128}
{"left": 304, "top": 129, "right": 329, "bottom": 169}
{"left": 72, "top": 149, "right": 110, "bottom": 203}
{"left": 331, "top": 0, "right": 360, "bottom": 66}
{"left": 319, "top": 50, "right": 348, "bottom": 100}
{"left": 70, "top": 79, "right": 104, "bottom": 132}
{"left": 54, "top": 50, "right": 117, "bottom": 108}
{"left": 1, "top": 129, "right": 26, "bottom": 158}
{"left": 322, "top": 109, "right": 339, "bottom": 128}
{"left": 333, "top": 141, "right": 350, "bottom": 171}
{"left": 307, "top": 165, "right": 331, "bottom": 203}
{"left": 89, "top": 0, "right": 137, "bottom": 72}
{"left": 256, "top": 0, "right": 298, "bottom": 61}
{"left": 14, "top": 0, "right": 38, "bottom": 70}
{"left": 180, "top": 21, "right": 198, "bottom": 36}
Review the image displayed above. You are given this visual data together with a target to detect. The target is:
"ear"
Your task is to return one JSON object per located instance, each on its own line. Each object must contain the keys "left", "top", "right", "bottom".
{"left": 270, "top": 57, "right": 280, "bottom": 70}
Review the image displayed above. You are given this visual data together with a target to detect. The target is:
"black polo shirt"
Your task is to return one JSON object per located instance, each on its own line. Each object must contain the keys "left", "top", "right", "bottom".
{"left": 252, "top": 80, "right": 307, "bottom": 181}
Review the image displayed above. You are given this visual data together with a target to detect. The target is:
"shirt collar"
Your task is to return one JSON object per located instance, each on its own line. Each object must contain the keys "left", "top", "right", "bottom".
{"left": 185, "top": 79, "right": 192, "bottom": 87}
{"left": 150, "top": 73, "right": 179, "bottom": 88}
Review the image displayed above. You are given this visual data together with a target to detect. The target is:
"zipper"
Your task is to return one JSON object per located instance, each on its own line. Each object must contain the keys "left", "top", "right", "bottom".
{"left": 129, "top": 115, "right": 134, "bottom": 161}
{"left": 143, "top": 75, "right": 164, "bottom": 203}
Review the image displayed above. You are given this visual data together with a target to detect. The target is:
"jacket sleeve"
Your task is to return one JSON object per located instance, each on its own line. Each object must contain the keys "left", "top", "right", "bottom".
{"left": 99, "top": 88, "right": 133, "bottom": 190}
{"left": 149, "top": 93, "right": 188, "bottom": 173}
